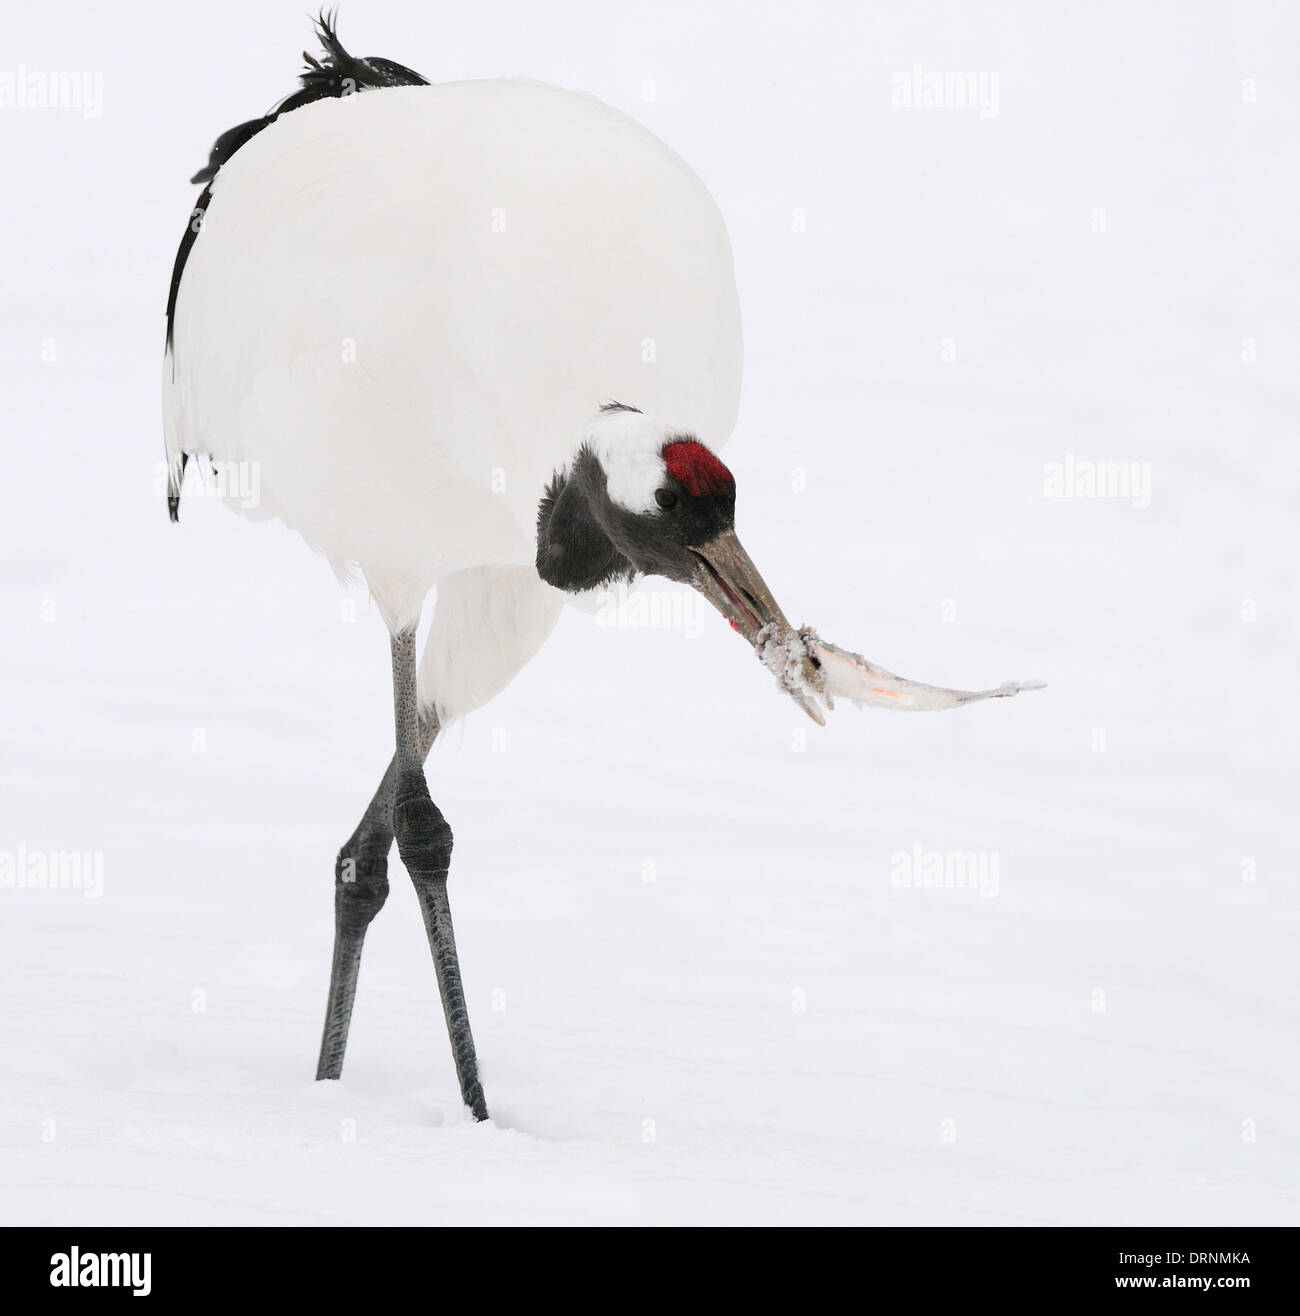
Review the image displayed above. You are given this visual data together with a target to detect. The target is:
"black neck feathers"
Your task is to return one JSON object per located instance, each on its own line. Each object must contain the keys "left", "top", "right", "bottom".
{"left": 535, "top": 452, "right": 634, "bottom": 593}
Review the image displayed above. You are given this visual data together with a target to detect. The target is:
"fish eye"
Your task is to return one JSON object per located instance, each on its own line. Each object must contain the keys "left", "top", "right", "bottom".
{"left": 655, "top": 488, "right": 678, "bottom": 510}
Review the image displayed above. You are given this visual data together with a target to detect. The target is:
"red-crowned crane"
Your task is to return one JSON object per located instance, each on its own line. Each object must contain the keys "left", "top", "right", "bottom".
{"left": 164, "top": 15, "right": 765, "bottom": 1122}
{"left": 164, "top": 15, "right": 1039, "bottom": 1123}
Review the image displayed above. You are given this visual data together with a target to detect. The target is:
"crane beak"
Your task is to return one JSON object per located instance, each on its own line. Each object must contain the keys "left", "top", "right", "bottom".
{"left": 689, "top": 528, "right": 827, "bottom": 724}
{"left": 690, "top": 528, "right": 791, "bottom": 645}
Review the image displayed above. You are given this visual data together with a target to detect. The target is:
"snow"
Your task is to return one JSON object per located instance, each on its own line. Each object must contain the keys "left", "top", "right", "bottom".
{"left": 1, "top": 0, "right": 1296, "bottom": 1225}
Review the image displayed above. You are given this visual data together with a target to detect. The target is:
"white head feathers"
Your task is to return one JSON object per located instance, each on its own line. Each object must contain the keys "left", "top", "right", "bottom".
{"left": 574, "top": 405, "right": 683, "bottom": 512}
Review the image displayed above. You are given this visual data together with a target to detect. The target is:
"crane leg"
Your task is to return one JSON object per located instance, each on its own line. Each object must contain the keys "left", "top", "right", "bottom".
{"left": 316, "top": 630, "right": 486, "bottom": 1120}
{"left": 314, "top": 730, "right": 431, "bottom": 1082}
{"left": 390, "top": 626, "right": 488, "bottom": 1120}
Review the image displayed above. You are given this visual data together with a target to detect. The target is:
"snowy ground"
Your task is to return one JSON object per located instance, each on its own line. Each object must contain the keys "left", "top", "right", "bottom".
{"left": 2, "top": 1, "right": 1297, "bottom": 1225}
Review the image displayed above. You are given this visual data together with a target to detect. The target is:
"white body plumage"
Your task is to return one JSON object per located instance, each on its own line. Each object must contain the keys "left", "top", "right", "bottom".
{"left": 164, "top": 78, "right": 743, "bottom": 720}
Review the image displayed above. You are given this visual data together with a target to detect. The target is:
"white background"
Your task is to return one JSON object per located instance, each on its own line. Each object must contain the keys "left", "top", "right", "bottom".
{"left": 1, "top": 1, "right": 1296, "bottom": 1224}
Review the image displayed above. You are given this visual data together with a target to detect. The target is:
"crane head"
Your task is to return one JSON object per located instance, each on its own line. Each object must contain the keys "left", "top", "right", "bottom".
{"left": 536, "top": 404, "right": 809, "bottom": 694}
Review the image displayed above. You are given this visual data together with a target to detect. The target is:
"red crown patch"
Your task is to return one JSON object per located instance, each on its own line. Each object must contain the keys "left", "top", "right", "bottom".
{"left": 662, "top": 439, "right": 734, "bottom": 498}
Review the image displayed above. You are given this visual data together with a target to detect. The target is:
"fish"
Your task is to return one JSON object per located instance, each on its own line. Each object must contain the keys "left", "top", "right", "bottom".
{"left": 755, "top": 624, "right": 1046, "bottom": 726}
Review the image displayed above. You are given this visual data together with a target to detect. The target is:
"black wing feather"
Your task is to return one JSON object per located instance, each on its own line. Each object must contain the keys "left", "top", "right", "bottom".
{"left": 167, "top": 11, "right": 428, "bottom": 348}
{"left": 164, "top": 12, "right": 429, "bottom": 521}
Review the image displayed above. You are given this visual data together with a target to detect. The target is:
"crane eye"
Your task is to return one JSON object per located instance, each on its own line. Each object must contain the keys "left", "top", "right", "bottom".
{"left": 655, "top": 488, "right": 678, "bottom": 510}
